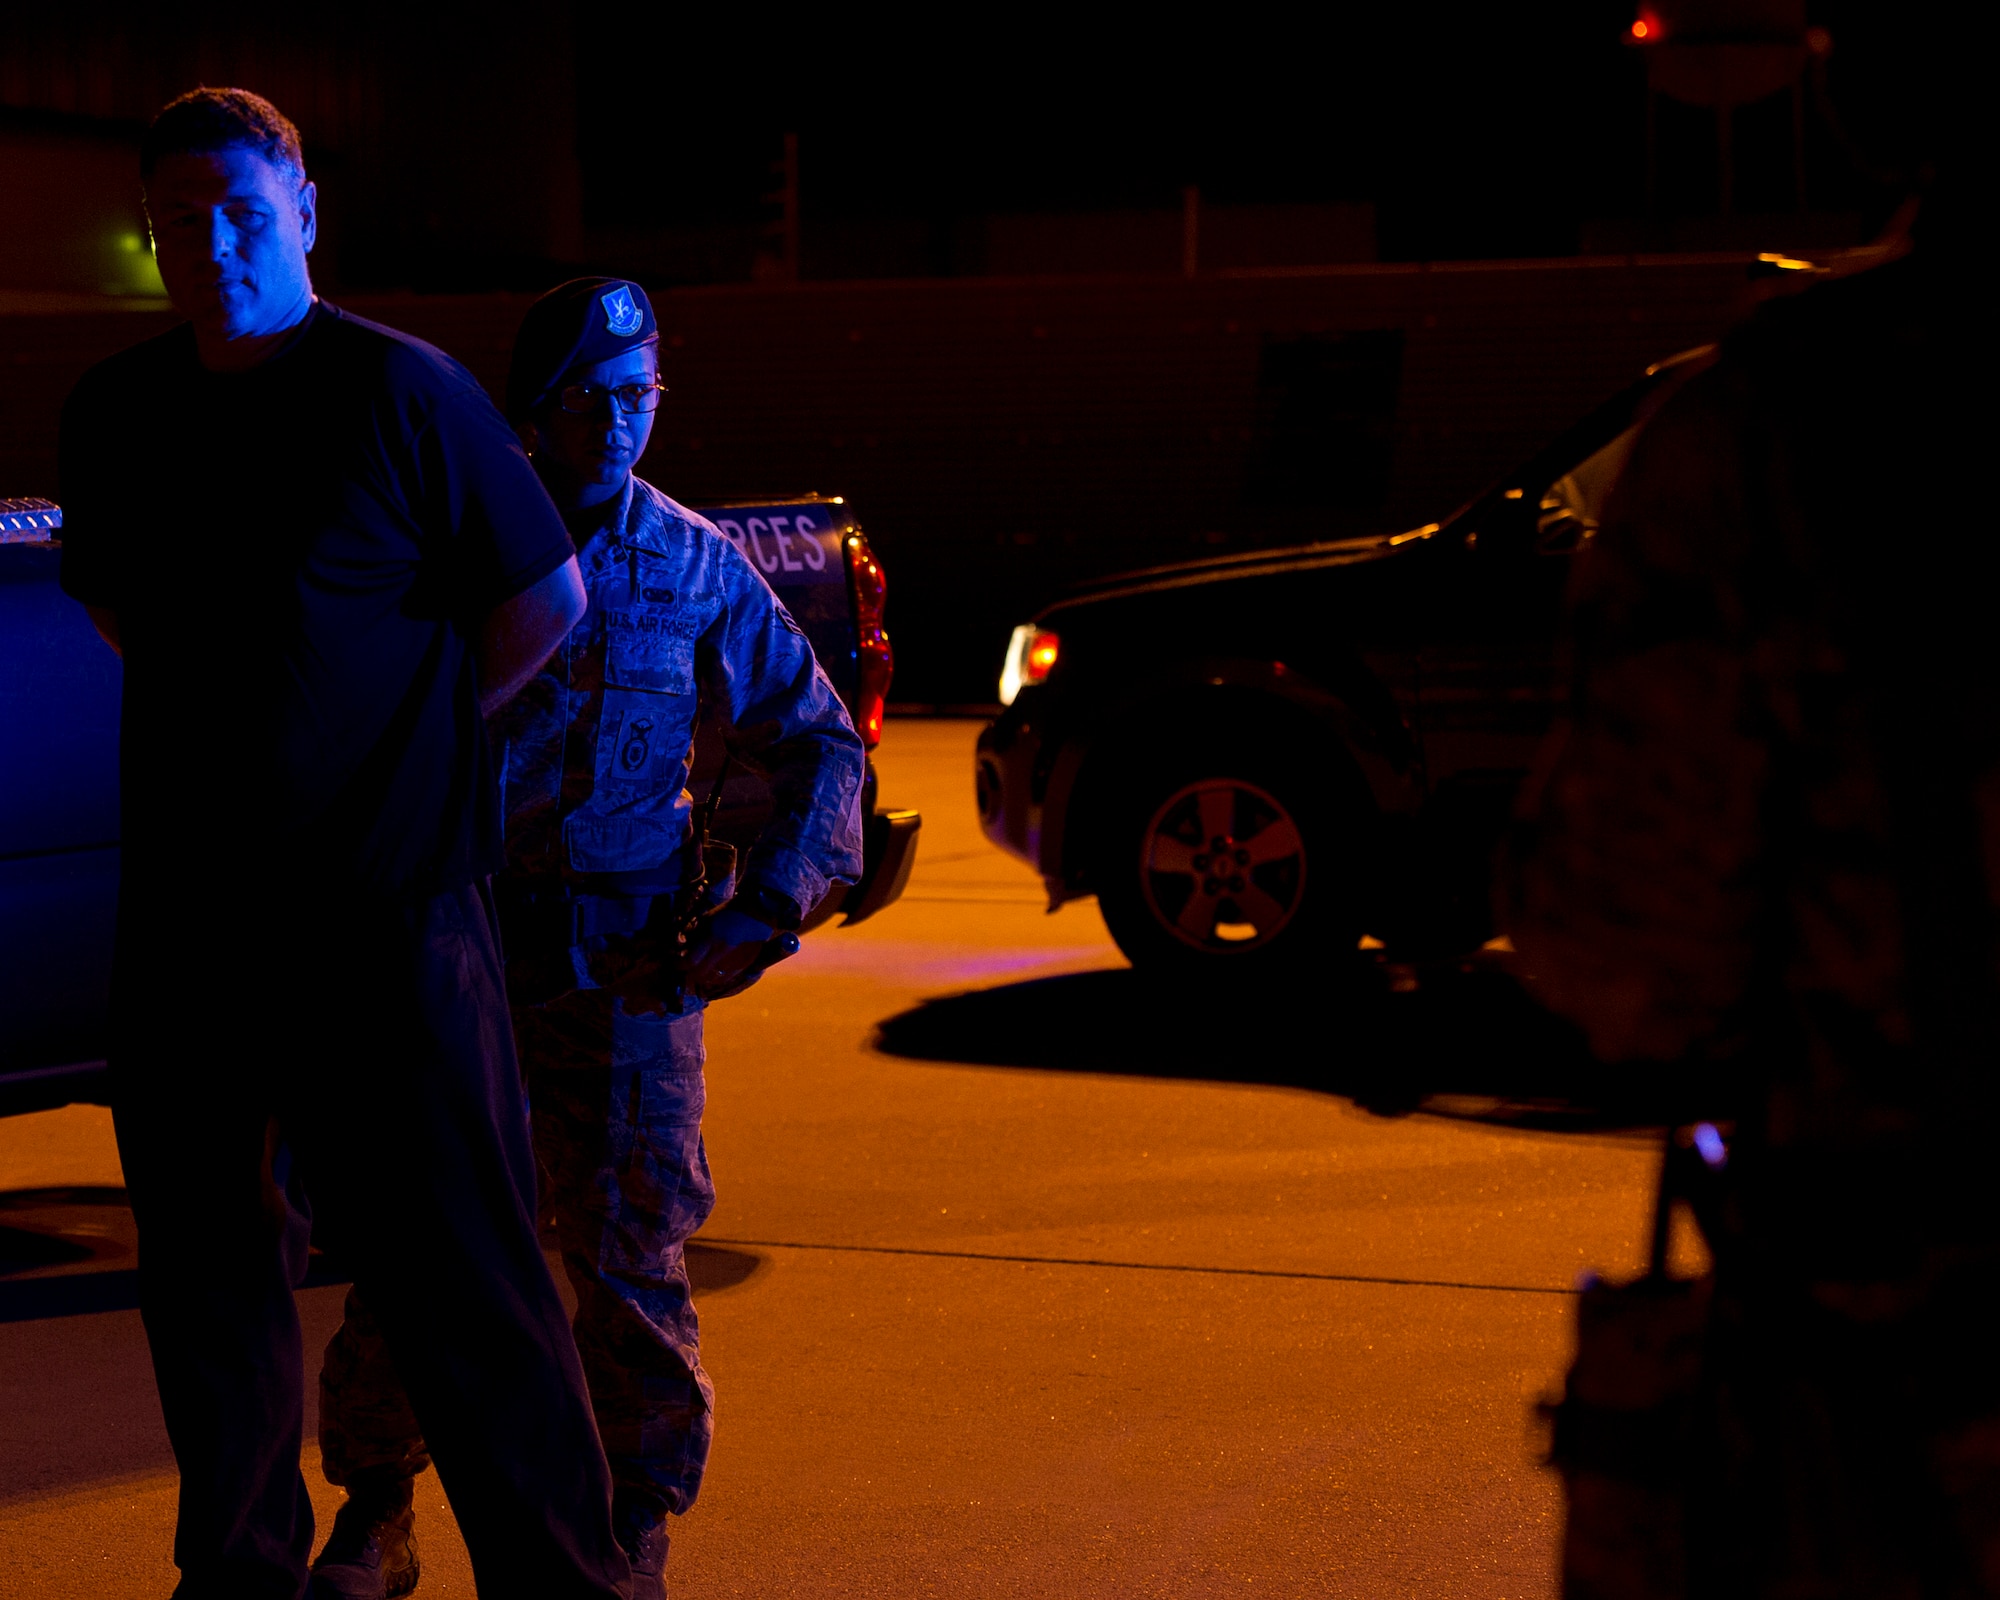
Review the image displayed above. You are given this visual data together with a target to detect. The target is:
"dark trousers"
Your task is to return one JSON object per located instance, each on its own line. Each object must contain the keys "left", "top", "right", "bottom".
{"left": 322, "top": 991, "right": 716, "bottom": 1520}
{"left": 111, "top": 879, "right": 629, "bottom": 1600}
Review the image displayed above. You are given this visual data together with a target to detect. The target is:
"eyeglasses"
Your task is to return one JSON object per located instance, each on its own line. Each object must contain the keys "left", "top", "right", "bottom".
{"left": 555, "top": 380, "right": 667, "bottom": 415}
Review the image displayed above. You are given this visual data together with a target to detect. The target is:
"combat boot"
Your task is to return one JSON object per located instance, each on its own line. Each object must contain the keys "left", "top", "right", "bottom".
{"left": 308, "top": 1470, "right": 420, "bottom": 1600}
{"left": 614, "top": 1493, "right": 671, "bottom": 1600}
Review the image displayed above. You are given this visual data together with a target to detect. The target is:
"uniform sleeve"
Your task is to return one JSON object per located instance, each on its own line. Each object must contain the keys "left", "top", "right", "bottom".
{"left": 56, "top": 371, "right": 124, "bottom": 610}
{"left": 1505, "top": 363, "right": 1773, "bottom": 1065}
{"left": 697, "top": 535, "right": 867, "bottom": 924}
{"left": 422, "top": 383, "right": 575, "bottom": 613}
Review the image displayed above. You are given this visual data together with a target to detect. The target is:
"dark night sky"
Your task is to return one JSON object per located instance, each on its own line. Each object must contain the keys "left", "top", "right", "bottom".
{"left": 576, "top": 2, "right": 1905, "bottom": 261}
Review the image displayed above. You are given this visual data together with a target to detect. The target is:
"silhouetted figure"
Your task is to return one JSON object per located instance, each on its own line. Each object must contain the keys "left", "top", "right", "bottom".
{"left": 1510, "top": 177, "right": 1995, "bottom": 1593}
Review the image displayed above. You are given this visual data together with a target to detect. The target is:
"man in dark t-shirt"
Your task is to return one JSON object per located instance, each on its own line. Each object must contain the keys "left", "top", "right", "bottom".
{"left": 58, "top": 89, "right": 628, "bottom": 1600}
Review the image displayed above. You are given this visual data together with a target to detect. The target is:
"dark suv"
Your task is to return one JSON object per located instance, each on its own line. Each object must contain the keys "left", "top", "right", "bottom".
{"left": 975, "top": 347, "right": 1707, "bottom": 973}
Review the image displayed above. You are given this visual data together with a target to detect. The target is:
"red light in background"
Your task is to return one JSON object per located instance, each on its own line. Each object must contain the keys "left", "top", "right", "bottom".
{"left": 998, "top": 623, "right": 1060, "bottom": 705}
{"left": 1629, "top": 17, "right": 1650, "bottom": 38}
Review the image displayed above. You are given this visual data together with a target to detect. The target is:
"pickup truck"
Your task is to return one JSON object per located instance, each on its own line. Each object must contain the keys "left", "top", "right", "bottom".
{"left": 0, "top": 491, "right": 919, "bottom": 1116}
{"left": 975, "top": 347, "right": 1706, "bottom": 975}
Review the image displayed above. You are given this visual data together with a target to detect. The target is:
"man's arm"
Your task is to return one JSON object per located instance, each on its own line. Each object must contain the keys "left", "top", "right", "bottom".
{"left": 84, "top": 605, "right": 122, "bottom": 657}
{"left": 680, "top": 535, "right": 868, "bottom": 995}
{"left": 700, "top": 544, "right": 867, "bottom": 920}
{"left": 477, "top": 556, "right": 586, "bottom": 716}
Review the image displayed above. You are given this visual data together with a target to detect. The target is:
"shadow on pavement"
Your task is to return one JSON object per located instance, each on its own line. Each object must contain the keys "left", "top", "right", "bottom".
{"left": 0, "top": 1190, "right": 765, "bottom": 1326}
{"left": 0, "top": 1221, "right": 95, "bottom": 1271}
{"left": 0, "top": 1186, "right": 132, "bottom": 1261}
{"left": 874, "top": 962, "right": 1725, "bottom": 1132}
{"left": 541, "top": 1222, "right": 763, "bottom": 1296}
{"left": 0, "top": 1187, "right": 138, "bottom": 1322}
{"left": 0, "top": 1186, "right": 354, "bottom": 1324}
{"left": 685, "top": 1242, "right": 763, "bottom": 1294}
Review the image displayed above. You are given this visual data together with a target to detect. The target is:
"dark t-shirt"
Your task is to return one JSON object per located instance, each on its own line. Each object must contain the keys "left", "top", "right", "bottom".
{"left": 59, "top": 301, "right": 574, "bottom": 899}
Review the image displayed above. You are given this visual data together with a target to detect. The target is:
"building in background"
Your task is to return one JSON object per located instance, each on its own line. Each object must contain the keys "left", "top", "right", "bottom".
{"left": 0, "top": 4, "right": 1924, "bottom": 700}
{"left": 0, "top": 114, "right": 163, "bottom": 301}
{"left": 0, "top": 3, "right": 1904, "bottom": 300}
{"left": 0, "top": 7, "right": 581, "bottom": 298}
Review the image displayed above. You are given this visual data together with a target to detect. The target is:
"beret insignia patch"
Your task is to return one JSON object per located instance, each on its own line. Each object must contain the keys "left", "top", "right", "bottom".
{"left": 601, "top": 285, "right": 643, "bottom": 337}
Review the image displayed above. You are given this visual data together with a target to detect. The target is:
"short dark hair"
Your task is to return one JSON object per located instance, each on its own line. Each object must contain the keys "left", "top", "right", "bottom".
{"left": 140, "top": 87, "right": 305, "bottom": 185}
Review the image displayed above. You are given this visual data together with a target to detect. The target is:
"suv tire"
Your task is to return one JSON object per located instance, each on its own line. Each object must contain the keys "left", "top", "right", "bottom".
{"left": 1095, "top": 750, "right": 1362, "bottom": 974}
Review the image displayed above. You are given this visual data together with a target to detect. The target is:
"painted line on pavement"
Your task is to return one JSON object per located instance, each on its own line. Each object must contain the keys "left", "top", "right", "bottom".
{"left": 696, "top": 1237, "right": 1577, "bottom": 1296}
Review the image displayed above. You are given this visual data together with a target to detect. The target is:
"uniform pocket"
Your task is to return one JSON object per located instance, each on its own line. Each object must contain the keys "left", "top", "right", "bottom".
{"left": 605, "top": 610, "right": 696, "bottom": 696}
{"left": 603, "top": 557, "right": 714, "bottom": 697}
{"left": 596, "top": 689, "right": 690, "bottom": 788}
{"left": 613, "top": 1007, "right": 714, "bottom": 1251}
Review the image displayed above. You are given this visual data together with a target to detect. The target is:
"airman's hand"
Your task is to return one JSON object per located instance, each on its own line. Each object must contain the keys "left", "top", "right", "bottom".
{"left": 684, "top": 905, "right": 776, "bottom": 999}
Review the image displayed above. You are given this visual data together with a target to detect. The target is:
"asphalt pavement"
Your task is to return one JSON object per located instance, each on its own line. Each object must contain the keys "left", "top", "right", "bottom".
{"left": 0, "top": 718, "right": 1693, "bottom": 1599}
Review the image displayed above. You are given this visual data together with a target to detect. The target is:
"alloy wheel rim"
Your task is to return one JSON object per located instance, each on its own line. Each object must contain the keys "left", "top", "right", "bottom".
{"left": 1138, "top": 779, "right": 1306, "bottom": 953}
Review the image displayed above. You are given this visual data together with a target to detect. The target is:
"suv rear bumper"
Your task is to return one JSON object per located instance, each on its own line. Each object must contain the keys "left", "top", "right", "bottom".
{"left": 843, "top": 806, "right": 921, "bottom": 923}
{"left": 799, "top": 803, "right": 921, "bottom": 930}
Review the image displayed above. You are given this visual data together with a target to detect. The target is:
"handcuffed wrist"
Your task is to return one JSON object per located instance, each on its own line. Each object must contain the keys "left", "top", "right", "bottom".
{"left": 733, "top": 882, "right": 803, "bottom": 930}
{"left": 707, "top": 906, "right": 774, "bottom": 947}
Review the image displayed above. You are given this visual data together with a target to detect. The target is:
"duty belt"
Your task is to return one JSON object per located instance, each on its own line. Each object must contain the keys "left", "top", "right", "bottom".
{"left": 497, "top": 761, "right": 742, "bottom": 1007}
{"left": 495, "top": 867, "right": 683, "bottom": 949}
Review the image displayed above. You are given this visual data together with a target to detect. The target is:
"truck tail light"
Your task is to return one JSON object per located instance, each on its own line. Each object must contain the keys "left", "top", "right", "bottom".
{"left": 999, "top": 625, "right": 1060, "bottom": 706}
{"left": 844, "top": 529, "right": 892, "bottom": 748}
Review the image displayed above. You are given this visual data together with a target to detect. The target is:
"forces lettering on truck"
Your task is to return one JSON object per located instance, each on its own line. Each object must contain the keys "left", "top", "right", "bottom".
{"left": 712, "top": 512, "right": 835, "bottom": 578}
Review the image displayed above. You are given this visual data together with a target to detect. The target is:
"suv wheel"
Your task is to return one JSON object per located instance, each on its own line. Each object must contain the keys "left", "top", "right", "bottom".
{"left": 1096, "top": 756, "right": 1360, "bottom": 972}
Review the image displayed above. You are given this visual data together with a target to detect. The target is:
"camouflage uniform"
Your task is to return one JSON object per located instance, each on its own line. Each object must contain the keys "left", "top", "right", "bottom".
{"left": 1510, "top": 250, "right": 2000, "bottom": 1591}
{"left": 322, "top": 475, "right": 865, "bottom": 1521}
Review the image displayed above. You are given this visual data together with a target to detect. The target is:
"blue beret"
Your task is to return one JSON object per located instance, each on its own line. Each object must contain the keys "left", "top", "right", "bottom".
{"left": 506, "top": 277, "right": 658, "bottom": 423}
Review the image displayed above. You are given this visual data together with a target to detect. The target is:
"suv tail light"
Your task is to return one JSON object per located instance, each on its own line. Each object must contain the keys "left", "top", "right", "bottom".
{"left": 998, "top": 625, "right": 1059, "bottom": 706}
{"left": 844, "top": 529, "right": 892, "bottom": 748}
